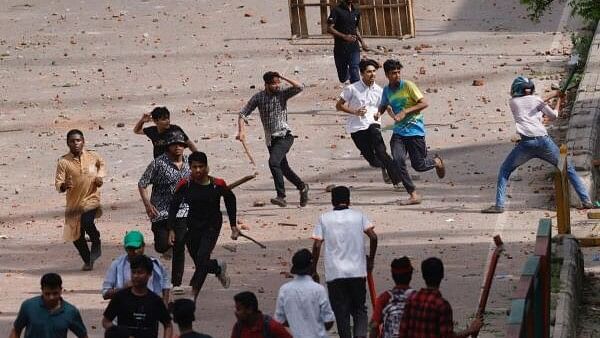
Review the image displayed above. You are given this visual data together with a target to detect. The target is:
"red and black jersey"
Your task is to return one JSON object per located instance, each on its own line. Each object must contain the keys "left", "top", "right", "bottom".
{"left": 168, "top": 176, "right": 236, "bottom": 230}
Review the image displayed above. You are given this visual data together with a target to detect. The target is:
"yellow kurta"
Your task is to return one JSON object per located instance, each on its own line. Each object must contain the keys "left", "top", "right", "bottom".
{"left": 55, "top": 150, "right": 106, "bottom": 241}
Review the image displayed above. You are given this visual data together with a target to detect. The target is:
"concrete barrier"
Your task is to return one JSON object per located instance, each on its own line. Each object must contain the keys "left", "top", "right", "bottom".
{"left": 552, "top": 235, "right": 584, "bottom": 338}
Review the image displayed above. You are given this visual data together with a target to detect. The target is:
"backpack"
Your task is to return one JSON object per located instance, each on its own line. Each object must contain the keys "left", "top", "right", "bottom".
{"left": 381, "top": 288, "right": 415, "bottom": 338}
{"left": 232, "top": 314, "right": 272, "bottom": 338}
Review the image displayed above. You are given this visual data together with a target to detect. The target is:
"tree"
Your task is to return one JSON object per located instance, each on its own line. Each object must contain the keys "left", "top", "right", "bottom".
{"left": 521, "top": 0, "right": 600, "bottom": 23}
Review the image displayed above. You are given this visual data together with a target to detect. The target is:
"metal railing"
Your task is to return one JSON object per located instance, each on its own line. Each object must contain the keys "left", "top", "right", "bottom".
{"left": 506, "top": 218, "right": 552, "bottom": 337}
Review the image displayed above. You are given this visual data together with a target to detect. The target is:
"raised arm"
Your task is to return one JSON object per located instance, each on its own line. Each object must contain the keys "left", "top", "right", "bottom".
{"left": 133, "top": 113, "right": 151, "bottom": 135}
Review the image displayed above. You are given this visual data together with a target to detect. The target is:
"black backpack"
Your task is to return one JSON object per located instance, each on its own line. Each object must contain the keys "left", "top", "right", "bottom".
{"left": 232, "top": 314, "right": 272, "bottom": 338}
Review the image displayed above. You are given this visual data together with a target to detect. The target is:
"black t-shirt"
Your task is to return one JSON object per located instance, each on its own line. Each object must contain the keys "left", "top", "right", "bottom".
{"left": 168, "top": 177, "right": 236, "bottom": 231}
{"left": 103, "top": 288, "right": 171, "bottom": 338}
{"left": 328, "top": 4, "right": 361, "bottom": 50}
{"left": 180, "top": 332, "right": 213, "bottom": 338}
{"left": 143, "top": 125, "right": 189, "bottom": 158}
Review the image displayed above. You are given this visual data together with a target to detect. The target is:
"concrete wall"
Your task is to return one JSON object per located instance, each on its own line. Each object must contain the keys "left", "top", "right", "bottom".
{"left": 566, "top": 23, "right": 600, "bottom": 205}
{"left": 552, "top": 235, "right": 584, "bottom": 338}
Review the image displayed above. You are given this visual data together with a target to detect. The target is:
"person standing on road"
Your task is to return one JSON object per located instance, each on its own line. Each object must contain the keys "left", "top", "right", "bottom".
{"left": 102, "top": 231, "right": 170, "bottom": 305}
{"left": 168, "top": 151, "right": 241, "bottom": 303}
{"left": 336, "top": 58, "right": 403, "bottom": 188}
{"left": 231, "top": 291, "right": 292, "bottom": 338}
{"left": 274, "top": 248, "right": 336, "bottom": 338}
{"left": 368, "top": 257, "right": 415, "bottom": 338}
{"left": 327, "top": 0, "right": 370, "bottom": 84}
{"left": 102, "top": 254, "right": 173, "bottom": 338}
{"left": 377, "top": 59, "right": 445, "bottom": 206}
{"left": 398, "top": 257, "right": 482, "bottom": 338}
{"left": 138, "top": 132, "right": 191, "bottom": 294}
{"left": 172, "top": 299, "right": 213, "bottom": 338}
{"left": 133, "top": 106, "right": 198, "bottom": 158}
{"left": 482, "top": 76, "right": 595, "bottom": 213}
{"left": 311, "top": 186, "right": 378, "bottom": 338}
{"left": 237, "top": 71, "right": 309, "bottom": 208}
{"left": 10, "top": 273, "right": 89, "bottom": 338}
{"left": 55, "top": 129, "right": 105, "bottom": 271}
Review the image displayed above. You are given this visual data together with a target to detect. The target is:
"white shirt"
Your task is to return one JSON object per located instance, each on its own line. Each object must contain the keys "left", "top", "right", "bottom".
{"left": 312, "top": 208, "right": 373, "bottom": 282}
{"left": 340, "top": 80, "right": 383, "bottom": 133}
{"left": 274, "top": 275, "right": 336, "bottom": 338}
{"left": 509, "top": 95, "right": 557, "bottom": 137}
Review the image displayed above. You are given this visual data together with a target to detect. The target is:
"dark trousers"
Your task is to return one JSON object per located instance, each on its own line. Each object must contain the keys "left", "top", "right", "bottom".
{"left": 334, "top": 46, "right": 360, "bottom": 83}
{"left": 151, "top": 219, "right": 187, "bottom": 286}
{"left": 351, "top": 124, "right": 402, "bottom": 184}
{"left": 186, "top": 225, "right": 221, "bottom": 291}
{"left": 327, "top": 277, "right": 368, "bottom": 338}
{"left": 72, "top": 209, "right": 101, "bottom": 264}
{"left": 390, "top": 135, "right": 436, "bottom": 194}
{"left": 268, "top": 134, "right": 305, "bottom": 198}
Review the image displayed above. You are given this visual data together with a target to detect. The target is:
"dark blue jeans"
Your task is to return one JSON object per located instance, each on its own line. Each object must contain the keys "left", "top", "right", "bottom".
{"left": 334, "top": 46, "right": 360, "bottom": 84}
{"left": 267, "top": 134, "right": 305, "bottom": 198}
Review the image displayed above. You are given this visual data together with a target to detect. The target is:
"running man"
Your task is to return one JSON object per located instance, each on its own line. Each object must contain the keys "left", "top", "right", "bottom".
{"left": 336, "top": 58, "right": 403, "bottom": 188}
{"left": 168, "top": 151, "right": 241, "bottom": 303}
{"left": 377, "top": 59, "right": 445, "bottom": 205}
{"left": 237, "top": 71, "right": 309, "bottom": 208}
{"left": 55, "top": 129, "right": 105, "bottom": 271}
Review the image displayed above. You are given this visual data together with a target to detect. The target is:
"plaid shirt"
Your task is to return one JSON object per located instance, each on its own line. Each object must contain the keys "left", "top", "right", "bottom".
{"left": 398, "top": 288, "right": 455, "bottom": 338}
{"left": 240, "top": 86, "right": 303, "bottom": 146}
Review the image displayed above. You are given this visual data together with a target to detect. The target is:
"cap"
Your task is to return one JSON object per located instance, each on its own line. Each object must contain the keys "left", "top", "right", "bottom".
{"left": 166, "top": 132, "right": 187, "bottom": 147}
{"left": 123, "top": 230, "right": 144, "bottom": 249}
{"left": 290, "top": 248, "right": 313, "bottom": 275}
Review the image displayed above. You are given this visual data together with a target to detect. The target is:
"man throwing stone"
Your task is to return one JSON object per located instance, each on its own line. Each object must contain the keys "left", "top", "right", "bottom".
{"left": 237, "top": 71, "right": 309, "bottom": 207}
{"left": 55, "top": 129, "right": 105, "bottom": 271}
{"left": 377, "top": 59, "right": 445, "bottom": 205}
{"left": 336, "top": 58, "right": 403, "bottom": 188}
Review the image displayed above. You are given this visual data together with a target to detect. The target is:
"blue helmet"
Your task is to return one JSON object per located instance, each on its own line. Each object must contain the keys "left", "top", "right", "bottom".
{"left": 511, "top": 76, "right": 535, "bottom": 97}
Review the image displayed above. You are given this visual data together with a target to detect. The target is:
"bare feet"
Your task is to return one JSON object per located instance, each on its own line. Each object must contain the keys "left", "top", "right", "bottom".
{"left": 434, "top": 155, "right": 445, "bottom": 178}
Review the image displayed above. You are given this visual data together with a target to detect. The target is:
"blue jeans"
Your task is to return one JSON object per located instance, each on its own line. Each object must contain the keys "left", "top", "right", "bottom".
{"left": 333, "top": 46, "right": 360, "bottom": 83}
{"left": 495, "top": 135, "right": 591, "bottom": 207}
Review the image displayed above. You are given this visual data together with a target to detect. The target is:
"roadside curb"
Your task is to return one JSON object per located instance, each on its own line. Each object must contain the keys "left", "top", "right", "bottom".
{"left": 566, "top": 22, "right": 600, "bottom": 205}
{"left": 552, "top": 235, "right": 584, "bottom": 338}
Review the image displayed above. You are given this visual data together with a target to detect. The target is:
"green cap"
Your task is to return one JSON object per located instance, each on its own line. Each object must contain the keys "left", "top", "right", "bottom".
{"left": 123, "top": 231, "right": 144, "bottom": 249}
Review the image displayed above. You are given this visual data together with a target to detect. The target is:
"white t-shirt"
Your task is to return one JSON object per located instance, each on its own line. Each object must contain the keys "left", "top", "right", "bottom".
{"left": 274, "top": 275, "right": 336, "bottom": 338}
{"left": 340, "top": 80, "right": 383, "bottom": 134}
{"left": 311, "top": 208, "right": 373, "bottom": 282}
{"left": 509, "top": 95, "right": 557, "bottom": 137}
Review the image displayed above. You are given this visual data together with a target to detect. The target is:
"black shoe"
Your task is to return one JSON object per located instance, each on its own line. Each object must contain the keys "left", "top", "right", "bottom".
{"left": 381, "top": 168, "right": 392, "bottom": 184}
{"left": 90, "top": 241, "right": 102, "bottom": 262}
{"left": 299, "top": 184, "right": 309, "bottom": 207}
{"left": 82, "top": 262, "right": 93, "bottom": 271}
{"left": 482, "top": 205, "right": 504, "bottom": 214}
{"left": 270, "top": 197, "right": 287, "bottom": 207}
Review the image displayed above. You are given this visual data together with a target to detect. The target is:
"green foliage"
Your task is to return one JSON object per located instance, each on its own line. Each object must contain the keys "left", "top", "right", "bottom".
{"left": 520, "top": 0, "right": 600, "bottom": 23}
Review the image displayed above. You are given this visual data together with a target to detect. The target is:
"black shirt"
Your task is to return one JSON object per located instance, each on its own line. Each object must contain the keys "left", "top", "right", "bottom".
{"left": 143, "top": 125, "right": 189, "bottom": 158}
{"left": 103, "top": 288, "right": 171, "bottom": 338}
{"left": 168, "top": 176, "right": 236, "bottom": 231}
{"left": 180, "top": 332, "right": 213, "bottom": 338}
{"left": 328, "top": 3, "right": 361, "bottom": 50}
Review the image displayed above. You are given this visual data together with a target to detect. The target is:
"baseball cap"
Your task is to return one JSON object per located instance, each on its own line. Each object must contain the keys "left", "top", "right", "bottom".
{"left": 166, "top": 132, "right": 187, "bottom": 147}
{"left": 123, "top": 231, "right": 144, "bottom": 249}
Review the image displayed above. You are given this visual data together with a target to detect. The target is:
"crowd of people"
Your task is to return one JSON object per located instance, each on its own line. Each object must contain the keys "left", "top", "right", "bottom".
{"left": 8, "top": 0, "right": 598, "bottom": 337}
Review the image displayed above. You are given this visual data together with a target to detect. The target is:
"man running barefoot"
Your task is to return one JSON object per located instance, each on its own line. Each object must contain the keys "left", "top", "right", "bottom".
{"left": 168, "top": 151, "right": 241, "bottom": 303}
{"left": 377, "top": 59, "right": 445, "bottom": 205}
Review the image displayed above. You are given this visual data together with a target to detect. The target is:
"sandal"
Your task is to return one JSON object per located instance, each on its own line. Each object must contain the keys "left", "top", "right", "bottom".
{"left": 434, "top": 154, "right": 445, "bottom": 179}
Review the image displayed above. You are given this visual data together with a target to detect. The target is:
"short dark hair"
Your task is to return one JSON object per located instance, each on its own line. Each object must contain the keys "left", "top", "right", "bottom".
{"left": 105, "top": 326, "right": 131, "bottom": 338}
{"left": 263, "top": 71, "right": 280, "bottom": 84}
{"left": 331, "top": 186, "right": 350, "bottom": 206}
{"left": 41, "top": 273, "right": 62, "bottom": 289}
{"left": 234, "top": 291, "right": 259, "bottom": 312}
{"left": 188, "top": 151, "right": 208, "bottom": 165}
{"left": 129, "top": 254, "right": 153, "bottom": 274}
{"left": 151, "top": 106, "right": 170, "bottom": 120}
{"left": 421, "top": 257, "right": 444, "bottom": 287}
{"left": 359, "top": 59, "right": 380, "bottom": 73}
{"left": 66, "top": 129, "right": 84, "bottom": 140}
{"left": 172, "top": 299, "right": 196, "bottom": 326}
{"left": 391, "top": 257, "right": 413, "bottom": 285}
{"left": 383, "top": 59, "right": 403, "bottom": 73}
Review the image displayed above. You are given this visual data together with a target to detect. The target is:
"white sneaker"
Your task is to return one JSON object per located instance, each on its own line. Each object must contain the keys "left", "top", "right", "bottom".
{"left": 216, "top": 261, "right": 230, "bottom": 289}
{"left": 393, "top": 184, "right": 405, "bottom": 192}
{"left": 172, "top": 286, "right": 185, "bottom": 295}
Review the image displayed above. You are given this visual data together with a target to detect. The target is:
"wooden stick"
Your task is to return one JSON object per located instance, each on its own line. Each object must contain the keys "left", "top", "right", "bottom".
{"left": 227, "top": 174, "right": 257, "bottom": 190}
{"left": 367, "top": 272, "right": 377, "bottom": 309}
{"left": 473, "top": 235, "right": 504, "bottom": 337}
{"left": 240, "top": 233, "right": 267, "bottom": 249}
